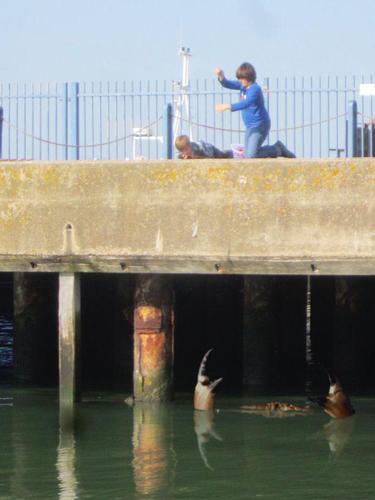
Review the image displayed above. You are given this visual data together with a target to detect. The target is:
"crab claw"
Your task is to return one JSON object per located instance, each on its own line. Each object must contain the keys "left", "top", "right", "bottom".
{"left": 194, "top": 350, "right": 222, "bottom": 411}
{"left": 197, "top": 349, "right": 213, "bottom": 383}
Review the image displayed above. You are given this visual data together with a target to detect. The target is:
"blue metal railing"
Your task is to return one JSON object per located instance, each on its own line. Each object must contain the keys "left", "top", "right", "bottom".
{"left": 0, "top": 76, "right": 374, "bottom": 161}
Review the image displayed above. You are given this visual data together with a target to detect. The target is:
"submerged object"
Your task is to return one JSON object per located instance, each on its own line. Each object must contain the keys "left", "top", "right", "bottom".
{"left": 310, "top": 372, "right": 355, "bottom": 419}
{"left": 194, "top": 349, "right": 222, "bottom": 411}
{"left": 240, "top": 401, "right": 312, "bottom": 417}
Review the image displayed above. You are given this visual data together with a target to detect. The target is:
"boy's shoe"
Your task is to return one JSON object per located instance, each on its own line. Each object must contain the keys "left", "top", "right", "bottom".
{"left": 276, "top": 140, "right": 296, "bottom": 158}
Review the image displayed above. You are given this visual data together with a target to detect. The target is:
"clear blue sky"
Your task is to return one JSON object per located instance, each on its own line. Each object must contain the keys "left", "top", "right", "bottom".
{"left": 2, "top": 0, "right": 375, "bottom": 82}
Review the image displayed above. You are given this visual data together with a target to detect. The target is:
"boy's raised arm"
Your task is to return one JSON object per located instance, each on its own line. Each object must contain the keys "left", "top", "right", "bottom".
{"left": 215, "top": 67, "right": 241, "bottom": 90}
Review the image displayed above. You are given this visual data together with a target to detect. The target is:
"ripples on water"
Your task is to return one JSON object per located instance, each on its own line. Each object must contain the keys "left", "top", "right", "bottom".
{"left": 0, "top": 392, "right": 375, "bottom": 499}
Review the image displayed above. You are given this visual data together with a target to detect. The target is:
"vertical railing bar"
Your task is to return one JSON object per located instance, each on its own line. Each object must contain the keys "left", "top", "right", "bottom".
{"left": 335, "top": 75, "right": 339, "bottom": 156}
{"left": 293, "top": 76, "right": 297, "bottom": 154}
{"left": 302, "top": 76, "right": 305, "bottom": 157}
{"left": 47, "top": 82, "right": 50, "bottom": 160}
{"left": 293, "top": 76, "right": 296, "bottom": 153}
{"left": 327, "top": 76, "right": 330, "bottom": 157}
{"left": 147, "top": 79, "right": 151, "bottom": 159}
{"left": 107, "top": 80, "right": 111, "bottom": 160}
{"left": 204, "top": 78, "right": 208, "bottom": 141}
{"left": 31, "top": 82, "right": 35, "bottom": 159}
{"left": 310, "top": 76, "right": 313, "bottom": 158}
{"left": 196, "top": 79, "right": 199, "bottom": 148}
{"left": 115, "top": 80, "right": 119, "bottom": 159}
{"left": 138, "top": 80, "right": 142, "bottom": 158}
{"left": 212, "top": 78, "right": 216, "bottom": 146}
{"left": 284, "top": 77, "right": 288, "bottom": 147}
{"left": 91, "top": 81, "right": 95, "bottom": 159}
{"left": 82, "top": 81, "right": 86, "bottom": 160}
{"left": 8, "top": 83, "right": 11, "bottom": 159}
{"left": 39, "top": 82, "right": 42, "bottom": 159}
{"left": 55, "top": 82, "right": 58, "bottom": 160}
{"left": 344, "top": 75, "right": 349, "bottom": 158}
{"left": 15, "top": 82, "right": 19, "bottom": 159}
{"left": 361, "top": 74, "right": 365, "bottom": 157}
{"left": 99, "top": 81, "right": 103, "bottom": 160}
{"left": 131, "top": 80, "right": 135, "bottom": 159}
{"left": 370, "top": 74, "right": 374, "bottom": 157}
{"left": 155, "top": 80, "right": 159, "bottom": 159}
{"left": 319, "top": 76, "right": 322, "bottom": 157}
{"left": 122, "top": 80, "right": 128, "bottom": 158}
{"left": 276, "top": 77, "right": 279, "bottom": 141}
{"left": 24, "top": 83, "right": 27, "bottom": 159}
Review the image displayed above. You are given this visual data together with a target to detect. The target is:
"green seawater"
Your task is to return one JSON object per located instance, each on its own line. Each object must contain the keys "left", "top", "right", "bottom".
{"left": 0, "top": 390, "right": 374, "bottom": 500}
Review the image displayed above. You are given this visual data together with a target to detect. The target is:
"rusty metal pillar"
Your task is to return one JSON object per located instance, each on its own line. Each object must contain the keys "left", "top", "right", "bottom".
{"left": 133, "top": 274, "right": 174, "bottom": 402}
{"left": 242, "top": 276, "right": 279, "bottom": 393}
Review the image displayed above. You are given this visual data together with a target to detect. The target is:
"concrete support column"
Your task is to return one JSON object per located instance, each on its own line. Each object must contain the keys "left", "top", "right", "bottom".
{"left": 334, "top": 277, "right": 367, "bottom": 389}
{"left": 13, "top": 273, "right": 57, "bottom": 383}
{"left": 242, "top": 276, "right": 278, "bottom": 393}
{"left": 58, "top": 273, "right": 81, "bottom": 407}
{"left": 277, "top": 277, "right": 307, "bottom": 391}
{"left": 309, "top": 277, "right": 335, "bottom": 368}
{"left": 133, "top": 275, "right": 174, "bottom": 402}
{"left": 114, "top": 275, "right": 134, "bottom": 391}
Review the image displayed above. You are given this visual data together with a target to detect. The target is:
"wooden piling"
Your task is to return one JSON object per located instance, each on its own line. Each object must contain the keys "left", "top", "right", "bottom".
{"left": 58, "top": 273, "right": 81, "bottom": 407}
{"left": 133, "top": 275, "right": 174, "bottom": 402}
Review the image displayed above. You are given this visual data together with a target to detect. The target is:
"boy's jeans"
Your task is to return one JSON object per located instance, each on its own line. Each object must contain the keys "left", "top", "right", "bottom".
{"left": 245, "top": 121, "right": 278, "bottom": 158}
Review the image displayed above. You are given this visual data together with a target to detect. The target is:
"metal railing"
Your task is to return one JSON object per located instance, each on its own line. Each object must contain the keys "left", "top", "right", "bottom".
{"left": 0, "top": 76, "right": 374, "bottom": 160}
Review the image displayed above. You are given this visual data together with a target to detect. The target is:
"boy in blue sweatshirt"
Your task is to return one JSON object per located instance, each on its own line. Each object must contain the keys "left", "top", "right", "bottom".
{"left": 215, "top": 62, "right": 295, "bottom": 159}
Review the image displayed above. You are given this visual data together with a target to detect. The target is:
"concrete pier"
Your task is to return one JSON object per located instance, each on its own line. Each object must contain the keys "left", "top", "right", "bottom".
{"left": 2, "top": 158, "right": 375, "bottom": 401}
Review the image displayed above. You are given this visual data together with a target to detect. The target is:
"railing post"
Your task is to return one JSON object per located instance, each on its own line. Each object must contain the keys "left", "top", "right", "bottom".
{"left": 0, "top": 106, "right": 3, "bottom": 159}
{"left": 347, "top": 100, "right": 358, "bottom": 157}
{"left": 63, "top": 82, "right": 80, "bottom": 160}
{"left": 162, "top": 103, "right": 173, "bottom": 159}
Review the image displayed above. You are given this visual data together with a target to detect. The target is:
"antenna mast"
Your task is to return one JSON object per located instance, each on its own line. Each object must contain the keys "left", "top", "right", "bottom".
{"left": 173, "top": 47, "right": 193, "bottom": 143}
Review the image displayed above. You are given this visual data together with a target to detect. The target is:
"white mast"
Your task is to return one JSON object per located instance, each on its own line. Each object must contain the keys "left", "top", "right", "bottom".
{"left": 173, "top": 47, "right": 193, "bottom": 143}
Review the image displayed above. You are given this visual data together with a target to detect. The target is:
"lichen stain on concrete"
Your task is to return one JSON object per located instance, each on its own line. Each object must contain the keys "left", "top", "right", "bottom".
{"left": 150, "top": 169, "right": 181, "bottom": 183}
{"left": 207, "top": 166, "right": 229, "bottom": 182}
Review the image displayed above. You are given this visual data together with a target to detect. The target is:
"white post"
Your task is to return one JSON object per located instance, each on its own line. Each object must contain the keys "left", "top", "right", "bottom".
{"left": 58, "top": 273, "right": 81, "bottom": 408}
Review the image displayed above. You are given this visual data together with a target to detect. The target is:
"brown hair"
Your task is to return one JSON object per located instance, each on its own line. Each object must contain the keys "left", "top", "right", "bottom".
{"left": 175, "top": 134, "right": 191, "bottom": 151}
{"left": 236, "top": 62, "right": 256, "bottom": 83}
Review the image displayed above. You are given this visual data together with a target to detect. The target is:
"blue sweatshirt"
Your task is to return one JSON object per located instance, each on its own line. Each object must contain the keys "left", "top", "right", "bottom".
{"left": 219, "top": 77, "right": 270, "bottom": 129}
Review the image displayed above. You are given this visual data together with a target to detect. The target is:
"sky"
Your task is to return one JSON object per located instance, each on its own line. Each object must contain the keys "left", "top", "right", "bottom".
{"left": 1, "top": 0, "right": 375, "bottom": 82}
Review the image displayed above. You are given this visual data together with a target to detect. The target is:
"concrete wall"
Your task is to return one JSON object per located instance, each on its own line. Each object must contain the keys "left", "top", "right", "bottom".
{"left": 1, "top": 158, "right": 375, "bottom": 274}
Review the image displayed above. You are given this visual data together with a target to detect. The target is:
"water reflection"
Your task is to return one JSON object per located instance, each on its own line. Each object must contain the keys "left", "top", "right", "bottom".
{"left": 56, "top": 407, "right": 78, "bottom": 500}
{"left": 1, "top": 393, "right": 374, "bottom": 500}
{"left": 323, "top": 416, "right": 355, "bottom": 459}
{"left": 132, "top": 403, "right": 174, "bottom": 498}
{"left": 194, "top": 410, "right": 222, "bottom": 470}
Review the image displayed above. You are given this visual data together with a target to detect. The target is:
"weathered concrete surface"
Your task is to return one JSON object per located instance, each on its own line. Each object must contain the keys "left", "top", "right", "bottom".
{"left": 1, "top": 158, "right": 375, "bottom": 274}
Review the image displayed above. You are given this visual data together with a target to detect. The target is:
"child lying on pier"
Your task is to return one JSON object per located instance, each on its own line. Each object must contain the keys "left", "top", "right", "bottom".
{"left": 175, "top": 135, "right": 233, "bottom": 159}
